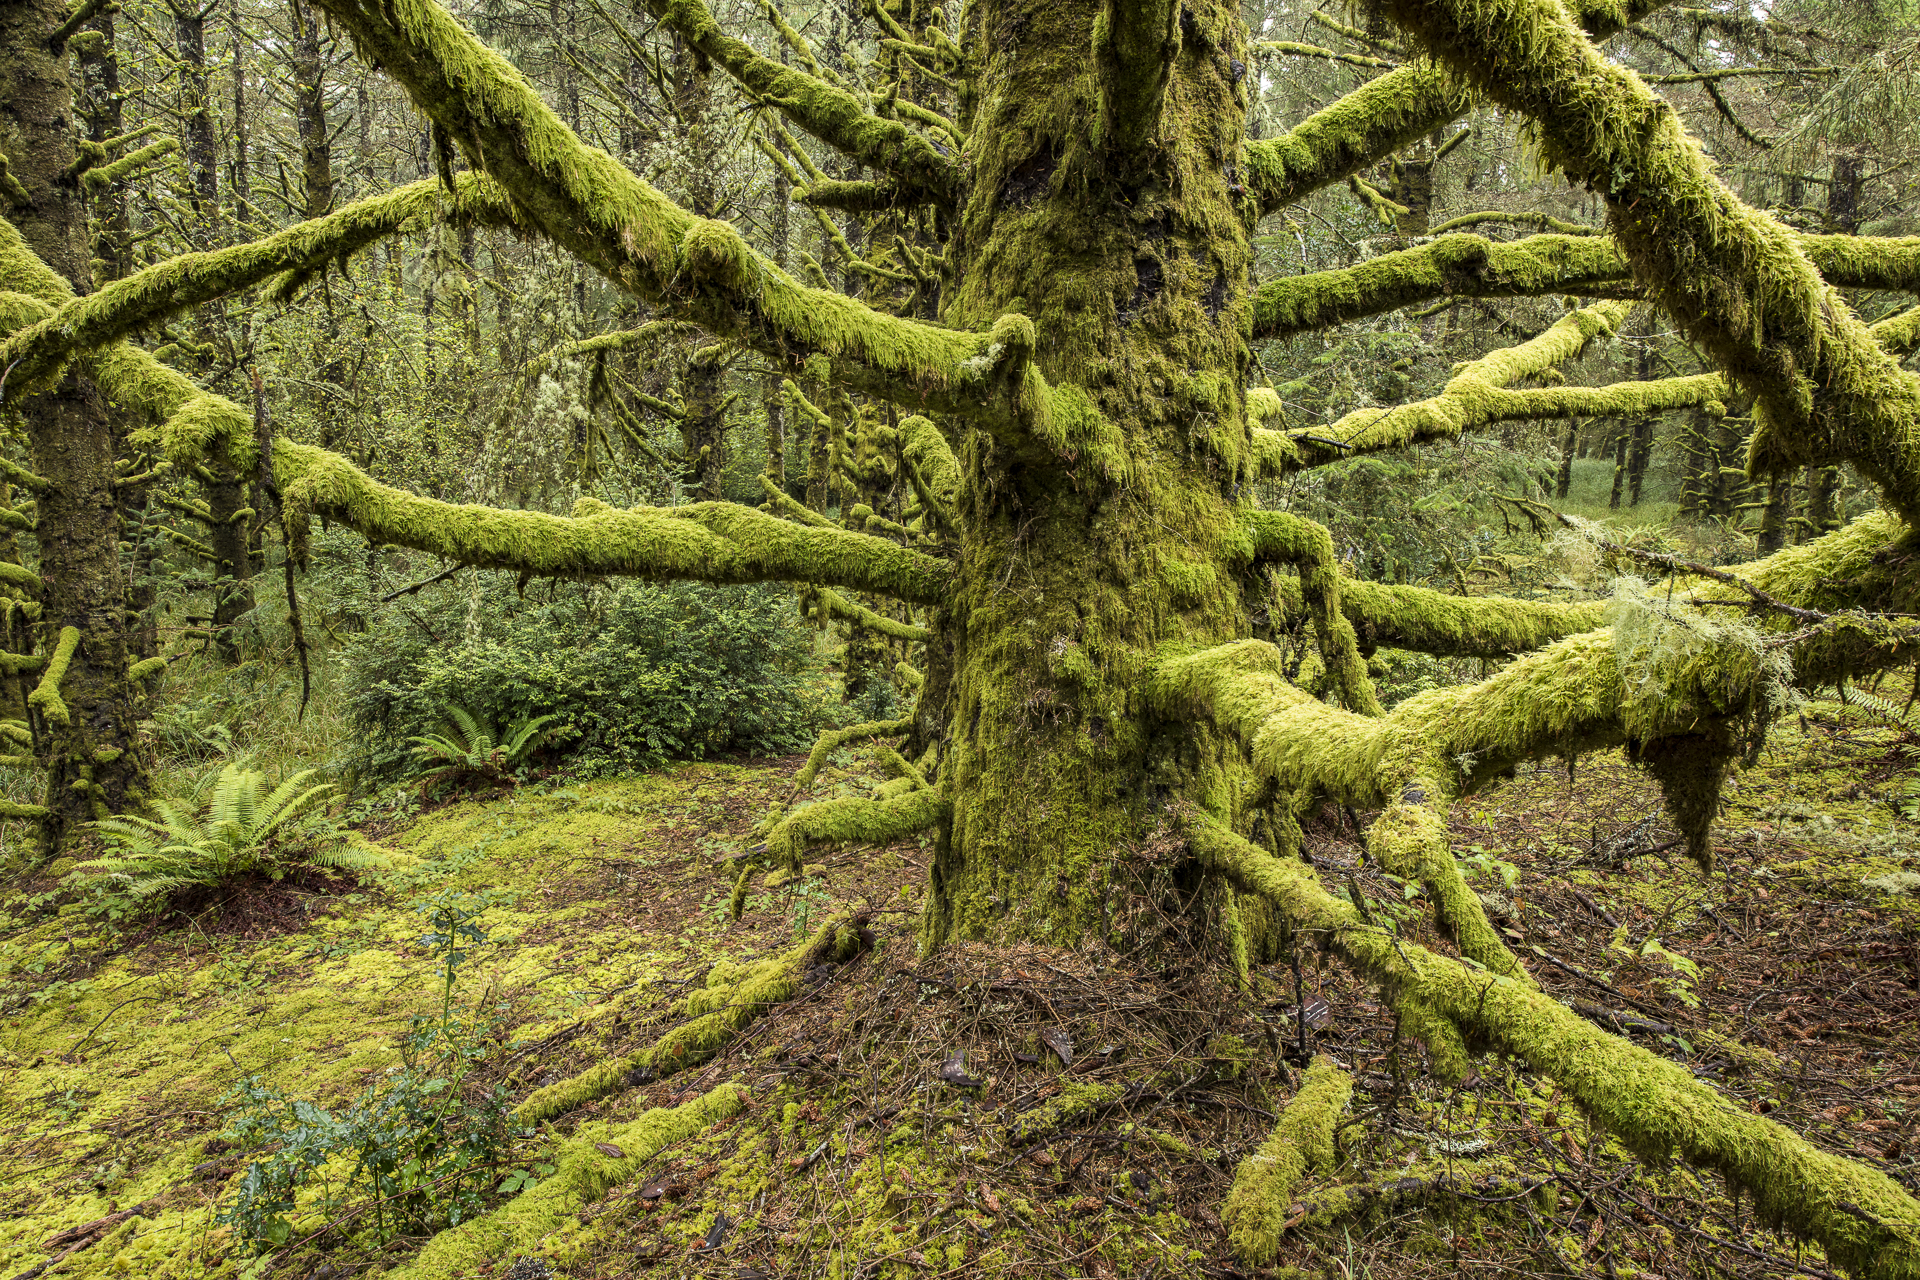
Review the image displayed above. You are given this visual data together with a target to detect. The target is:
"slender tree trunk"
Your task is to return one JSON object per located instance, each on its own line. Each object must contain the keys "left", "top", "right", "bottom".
{"left": 681, "top": 343, "right": 727, "bottom": 500}
{"left": 1608, "top": 427, "right": 1627, "bottom": 509}
{"left": 764, "top": 166, "right": 790, "bottom": 489}
{"left": 0, "top": 0, "right": 147, "bottom": 854}
{"left": 1554, "top": 417, "right": 1575, "bottom": 499}
{"left": 1804, "top": 465, "right": 1842, "bottom": 541}
{"left": 1756, "top": 476, "right": 1791, "bottom": 554}
{"left": 229, "top": 4, "right": 252, "bottom": 231}
{"left": 1625, "top": 416, "right": 1652, "bottom": 507}
{"left": 290, "top": 0, "right": 333, "bottom": 217}
{"left": 175, "top": 3, "right": 218, "bottom": 245}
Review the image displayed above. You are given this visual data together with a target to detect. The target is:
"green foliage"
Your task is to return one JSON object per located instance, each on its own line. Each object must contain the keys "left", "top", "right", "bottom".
{"left": 343, "top": 575, "right": 828, "bottom": 786}
{"left": 406, "top": 704, "right": 560, "bottom": 793}
{"left": 217, "top": 892, "right": 525, "bottom": 1249}
{"left": 73, "top": 763, "right": 376, "bottom": 904}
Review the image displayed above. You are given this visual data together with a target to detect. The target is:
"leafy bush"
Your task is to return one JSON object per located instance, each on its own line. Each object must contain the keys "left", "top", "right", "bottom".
{"left": 75, "top": 763, "right": 390, "bottom": 904}
{"left": 342, "top": 576, "right": 828, "bottom": 786}
{"left": 218, "top": 892, "right": 530, "bottom": 1249}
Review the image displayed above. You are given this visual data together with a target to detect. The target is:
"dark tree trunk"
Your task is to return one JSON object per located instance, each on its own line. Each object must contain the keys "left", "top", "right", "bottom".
{"left": 1554, "top": 417, "right": 1575, "bottom": 499}
{"left": 0, "top": 0, "right": 148, "bottom": 854}
{"left": 290, "top": 0, "right": 333, "bottom": 218}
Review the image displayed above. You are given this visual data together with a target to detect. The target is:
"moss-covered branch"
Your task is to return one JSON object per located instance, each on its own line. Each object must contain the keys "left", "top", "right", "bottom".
{"left": 1267, "top": 302, "right": 1636, "bottom": 473}
{"left": 1223, "top": 1055, "right": 1352, "bottom": 1263}
{"left": 0, "top": 177, "right": 466, "bottom": 391}
{"left": 1252, "top": 233, "right": 1632, "bottom": 340}
{"left": 1243, "top": 0, "right": 1665, "bottom": 216}
{"left": 307, "top": 0, "right": 1080, "bottom": 437}
{"left": 1240, "top": 512, "right": 1382, "bottom": 715}
{"left": 1376, "top": 0, "right": 1920, "bottom": 521}
{"left": 26, "top": 626, "right": 78, "bottom": 728}
{"left": 1271, "top": 574, "right": 1607, "bottom": 658}
{"left": 1191, "top": 815, "right": 1920, "bottom": 1280}
{"left": 762, "top": 785, "right": 948, "bottom": 868}
{"left": 637, "top": 0, "right": 960, "bottom": 204}
{"left": 273, "top": 441, "right": 954, "bottom": 605}
{"left": 808, "top": 585, "right": 932, "bottom": 641}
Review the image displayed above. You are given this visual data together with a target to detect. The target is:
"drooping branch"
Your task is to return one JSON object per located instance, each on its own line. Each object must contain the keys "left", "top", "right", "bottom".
{"left": 1376, "top": 0, "right": 1920, "bottom": 523}
{"left": 637, "top": 0, "right": 961, "bottom": 206}
{"left": 272, "top": 441, "right": 954, "bottom": 606}
{"left": 1190, "top": 815, "right": 1920, "bottom": 1279}
{"left": 1240, "top": 511, "right": 1382, "bottom": 715}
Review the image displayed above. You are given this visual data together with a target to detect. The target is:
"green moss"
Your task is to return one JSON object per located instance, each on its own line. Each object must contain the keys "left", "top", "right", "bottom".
{"left": 1222, "top": 1054, "right": 1352, "bottom": 1263}
{"left": 26, "top": 625, "right": 78, "bottom": 727}
{"left": 763, "top": 787, "right": 948, "bottom": 869}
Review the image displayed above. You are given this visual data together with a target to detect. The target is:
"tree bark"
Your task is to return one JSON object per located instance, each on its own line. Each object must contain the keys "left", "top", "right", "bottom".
{"left": 0, "top": 0, "right": 147, "bottom": 854}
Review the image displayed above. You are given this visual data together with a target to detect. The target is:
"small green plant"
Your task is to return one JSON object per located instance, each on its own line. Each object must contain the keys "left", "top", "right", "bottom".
{"left": 218, "top": 891, "right": 526, "bottom": 1251}
{"left": 405, "top": 704, "right": 558, "bottom": 794}
{"left": 76, "top": 763, "right": 386, "bottom": 903}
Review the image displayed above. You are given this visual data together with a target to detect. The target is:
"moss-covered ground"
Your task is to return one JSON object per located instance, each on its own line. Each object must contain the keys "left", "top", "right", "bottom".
{"left": 2, "top": 698, "right": 1917, "bottom": 1280}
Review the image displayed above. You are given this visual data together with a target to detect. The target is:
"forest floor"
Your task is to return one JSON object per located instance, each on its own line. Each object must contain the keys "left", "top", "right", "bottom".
{"left": 0, "top": 701, "right": 1917, "bottom": 1280}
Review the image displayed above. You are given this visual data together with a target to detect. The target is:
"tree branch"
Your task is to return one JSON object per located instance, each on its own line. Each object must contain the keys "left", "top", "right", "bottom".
{"left": 1190, "top": 814, "right": 1920, "bottom": 1280}
{"left": 272, "top": 440, "right": 954, "bottom": 606}
{"left": 1376, "top": 0, "right": 1920, "bottom": 523}
{"left": 637, "top": 0, "right": 961, "bottom": 206}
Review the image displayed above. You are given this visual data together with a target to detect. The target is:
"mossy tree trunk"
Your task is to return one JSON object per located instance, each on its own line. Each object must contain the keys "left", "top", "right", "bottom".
{"left": 917, "top": 0, "right": 1252, "bottom": 946}
{"left": 0, "top": 0, "right": 146, "bottom": 854}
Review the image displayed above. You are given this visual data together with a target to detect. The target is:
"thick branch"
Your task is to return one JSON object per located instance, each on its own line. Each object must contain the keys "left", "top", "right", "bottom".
{"left": 1244, "top": 0, "right": 1670, "bottom": 217}
{"left": 1269, "top": 302, "right": 1636, "bottom": 473}
{"left": 1253, "top": 232, "right": 1632, "bottom": 341}
{"left": 1223, "top": 1055, "right": 1352, "bottom": 1263}
{"left": 638, "top": 0, "right": 961, "bottom": 205}
{"left": 1377, "top": 0, "right": 1920, "bottom": 521}
{"left": 762, "top": 786, "right": 948, "bottom": 868}
{"left": 1272, "top": 574, "right": 1607, "bottom": 658}
{"left": 273, "top": 441, "right": 953, "bottom": 606}
{"left": 0, "top": 177, "right": 462, "bottom": 390}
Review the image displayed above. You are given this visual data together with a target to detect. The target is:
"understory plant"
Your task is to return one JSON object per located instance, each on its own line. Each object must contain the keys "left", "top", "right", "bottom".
{"left": 218, "top": 891, "right": 532, "bottom": 1249}
{"left": 405, "top": 703, "right": 559, "bottom": 794}
{"left": 74, "top": 763, "right": 384, "bottom": 905}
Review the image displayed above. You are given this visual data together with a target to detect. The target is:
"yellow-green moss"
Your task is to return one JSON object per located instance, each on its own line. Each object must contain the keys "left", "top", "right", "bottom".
{"left": 1222, "top": 1054, "right": 1352, "bottom": 1263}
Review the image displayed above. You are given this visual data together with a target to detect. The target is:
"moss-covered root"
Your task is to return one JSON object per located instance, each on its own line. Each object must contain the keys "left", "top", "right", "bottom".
{"left": 392, "top": 1083, "right": 746, "bottom": 1280}
{"left": 1191, "top": 814, "right": 1920, "bottom": 1280}
{"left": 1222, "top": 1054, "right": 1353, "bottom": 1264}
{"left": 763, "top": 786, "right": 949, "bottom": 869}
{"left": 514, "top": 916, "right": 869, "bottom": 1124}
{"left": 1240, "top": 511, "right": 1382, "bottom": 716}
{"left": 272, "top": 441, "right": 952, "bottom": 606}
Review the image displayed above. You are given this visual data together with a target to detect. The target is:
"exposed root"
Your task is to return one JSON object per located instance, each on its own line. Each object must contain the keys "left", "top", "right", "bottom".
{"left": 513, "top": 916, "right": 870, "bottom": 1125}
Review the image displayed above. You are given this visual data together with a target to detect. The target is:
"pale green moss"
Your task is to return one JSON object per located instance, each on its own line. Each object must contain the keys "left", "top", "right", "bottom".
{"left": 1222, "top": 1054, "right": 1352, "bottom": 1263}
{"left": 26, "top": 626, "right": 78, "bottom": 727}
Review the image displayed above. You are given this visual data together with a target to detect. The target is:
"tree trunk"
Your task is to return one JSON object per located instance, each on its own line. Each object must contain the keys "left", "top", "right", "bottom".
{"left": 1554, "top": 417, "right": 1574, "bottom": 498}
{"left": 1756, "top": 476, "right": 1790, "bottom": 554}
{"left": 1607, "top": 427, "right": 1627, "bottom": 509}
{"left": 1625, "top": 415, "right": 1652, "bottom": 507}
{"left": 175, "top": 4, "right": 218, "bottom": 245}
{"left": 290, "top": 0, "right": 333, "bottom": 218}
{"left": 919, "top": 0, "right": 1252, "bottom": 948}
{"left": 1803, "top": 465, "right": 1842, "bottom": 540}
{"left": 0, "top": 0, "right": 147, "bottom": 855}
{"left": 680, "top": 343, "right": 728, "bottom": 501}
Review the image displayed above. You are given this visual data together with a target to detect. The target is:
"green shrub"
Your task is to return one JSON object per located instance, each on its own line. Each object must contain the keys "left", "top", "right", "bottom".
{"left": 341, "top": 576, "right": 828, "bottom": 787}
